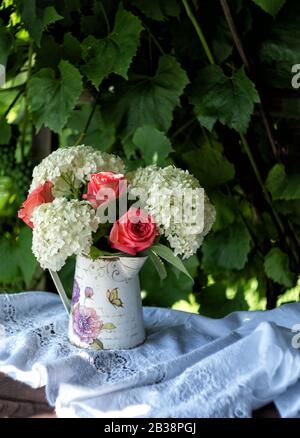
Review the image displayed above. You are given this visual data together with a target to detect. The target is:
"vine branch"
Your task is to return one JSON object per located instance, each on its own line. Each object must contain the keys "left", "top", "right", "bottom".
{"left": 182, "top": 0, "right": 300, "bottom": 268}
{"left": 181, "top": 0, "right": 215, "bottom": 64}
{"left": 219, "top": 0, "right": 278, "bottom": 158}
{"left": 75, "top": 97, "right": 98, "bottom": 145}
{"left": 20, "top": 41, "right": 34, "bottom": 161}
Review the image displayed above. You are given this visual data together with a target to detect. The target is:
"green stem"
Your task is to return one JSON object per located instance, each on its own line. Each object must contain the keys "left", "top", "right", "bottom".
{"left": 172, "top": 118, "right": 196, "bottom": 138}
{"left": 147, "top": 28, "right": 165, "bottom": 56}
{"left": 20, "top": 41, "right": 34, "bottom": 161}
{"left": 181, "top": 0, "right": 215, "bottom": 64}
{"left": 99, "top": 2, "right": 111, "bottom": 34}
{"left": 75, "top": 98, "right": 98, "bottom": 146}
{"left": 241, "top": 134, "right": 299, "bottom": 264}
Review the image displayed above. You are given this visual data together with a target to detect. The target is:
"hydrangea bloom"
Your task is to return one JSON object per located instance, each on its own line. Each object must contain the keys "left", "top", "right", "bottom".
{"left": 129, "top": 165, "right": 216, "bottom": 259}
{"left": 30, "top": 145, "right": 125, "bottom": 197}
{"left": 31, "top": 198, "right": 98, "bottom": 271}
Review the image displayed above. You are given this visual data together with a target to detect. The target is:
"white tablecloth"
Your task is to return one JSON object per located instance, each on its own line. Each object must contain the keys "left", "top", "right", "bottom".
{"left": 0, "top": 291, "right": 300, "bottom": 418}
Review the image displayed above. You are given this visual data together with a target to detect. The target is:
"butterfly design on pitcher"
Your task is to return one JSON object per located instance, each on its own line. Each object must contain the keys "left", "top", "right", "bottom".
{"left": 106, "top": 288, "right": 124, "bottom": 308}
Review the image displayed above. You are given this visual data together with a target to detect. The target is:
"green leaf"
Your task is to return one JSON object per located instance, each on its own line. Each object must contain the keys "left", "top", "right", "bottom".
{"left": 28, "top": 60, "right": 82, "bottom": 133}
{"left": 42, "top": 6, "right": 63, "bottom": 27}
{"left": 190, "top": 66, "right": 259, "bottom": 134}
{"left": 89, "top": 246, "right": 123, "bottom": 260}
{"left": 151, "top": 243, "right": 194, "bottom": 281}
{"left": 264, "top": 248, "right": 296, "bottom": 288}
{"left": 15, "top": 227, "right": 38, "bottom": 287}
{"left": 140, "top": 255, "right": 198, "bottom": 307}
{"left": 0, "top": 118, "right": 11, "bottom": 144}
{"left": 132, "top": 126, "right": 173, "bottom": 164}
{"left": 103, "top": 322, "right": 116, "bottom": 330}
{"left": 266, "top": 164, "right": 300, "bottom": 201}
{"left": 62, "top": 33, "right": 82, "bottom": 65}
{"left": 15, "top": 1, "right": 62, "bottom": 45}
{"left": 0, "top": 24, "right": 14, "bottom": 66}
{"left": 251, "top": 0, "right": 286, "bottom": 17}
{"left": 202, "top": 223, "right": 252, "bottom": 272}
{"left": 105, "top": 55, "right": 189, "bottom": 137}
{"left": 182, "top": 143, "right": 235, "bottom": 188}
{"left": 82, "top": 5, "right": 143, "bottom": 88}
{"left": 132, "top": 0, "right": 180, "bottom": 21}
{"left": 148, "top": 249, "right": 167, "bottom": 280}
{"left": 209, "top": 192, "right": 236, "bottom": 231}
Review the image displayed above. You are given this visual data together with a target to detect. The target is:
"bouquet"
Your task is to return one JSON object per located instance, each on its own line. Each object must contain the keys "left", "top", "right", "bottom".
{"left": 18, "top": 145, "right": 216, "bottom": 280}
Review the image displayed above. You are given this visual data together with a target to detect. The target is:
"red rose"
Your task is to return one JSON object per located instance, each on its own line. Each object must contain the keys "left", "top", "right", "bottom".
{"left": 18, "top": 181, "right": 54, "bottom": 228}
{"left": 109, "top": 207, "right": 159, "bottom": 255}
{"left": 83, "top": 172, "right": 125, "bottom": 209}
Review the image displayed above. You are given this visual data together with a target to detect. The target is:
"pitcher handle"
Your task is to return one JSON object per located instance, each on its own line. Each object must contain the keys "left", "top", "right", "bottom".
{"left": 49, "top": 269, "right": 71, "bottom": 314}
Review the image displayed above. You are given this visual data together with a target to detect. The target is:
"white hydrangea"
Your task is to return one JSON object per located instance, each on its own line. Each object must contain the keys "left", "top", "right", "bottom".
{"left": 31, "top": 198, "right": 98, "bottom": 271}
{"left": 30, "top": 145, "right": 125, "bottom": 197}
{"left": 129, "top": 165, "right": 216, "bottom": 259}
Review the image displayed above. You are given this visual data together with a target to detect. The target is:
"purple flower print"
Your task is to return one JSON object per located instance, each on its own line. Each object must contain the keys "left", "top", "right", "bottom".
{"left": 73, "top": 305, "right": 103, "bottom": 344}
{"left": 71, "top": 279, "right": 81, "bottom": 305}
{"left": 85, "top": 286, "right": 94, "bottom": 298}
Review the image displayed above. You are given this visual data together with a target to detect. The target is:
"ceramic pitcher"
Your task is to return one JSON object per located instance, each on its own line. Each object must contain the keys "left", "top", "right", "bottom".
{"left": 68, "top": 254, "right": 147, "bottom": 350}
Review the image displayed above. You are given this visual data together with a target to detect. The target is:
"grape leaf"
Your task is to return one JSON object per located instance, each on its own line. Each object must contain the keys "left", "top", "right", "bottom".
{"left": 264, "top": 248, "right": 296, "bottom": 287}
{"left": 28, "top": 60, "right": 82, "bottom": 133}
{"left": 132, "top": 126, "right": 173, "bottom": 164}
{"left": 104, "top": 55, "right": 189, "bottom": 137}
{"left": 251, "top": 0, "right": 286, "bottom": 17}
{"left": 82, "top": 5, "right": 143, "bottom": 88}
{"left": 266, "top": 164, "right": 300, "bottom": 200}
{"left": 42, "top": 6, "right": 63, "bottom": 28}
{"left": 0, "top": 24, "right": 14, "bottom": 66}
{"left": 15, "top": 1, "right": 62, "bottom": 46}
{"left": 132, "top": 0, "right": 180, "bottom": 21}
{"left": 182, "top": 142, "right": 235, "bottom": 188}
{"left": 209, "top": 192, "right": 236, "bottom": 231}
{"left": 202, "top": 222, "right": 252, "bottom": 272}
{"left": 190, "top": 65, "right": 260, "bottom": 134}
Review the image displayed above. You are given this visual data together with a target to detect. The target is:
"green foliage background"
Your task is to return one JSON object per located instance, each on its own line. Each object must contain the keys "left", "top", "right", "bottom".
{"left": 0, "top": 0, "right": 299, "bottom": 316}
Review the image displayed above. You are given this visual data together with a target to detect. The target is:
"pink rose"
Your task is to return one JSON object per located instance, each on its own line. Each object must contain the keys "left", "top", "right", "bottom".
{"left": 83, "top": 172, "right": 125, "bottom": 209}
{"left": 18, "top": 181, "right": 54, "bottom": 228}
{"left": 109, "top": 207, "right": 159, "bottom": 255}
